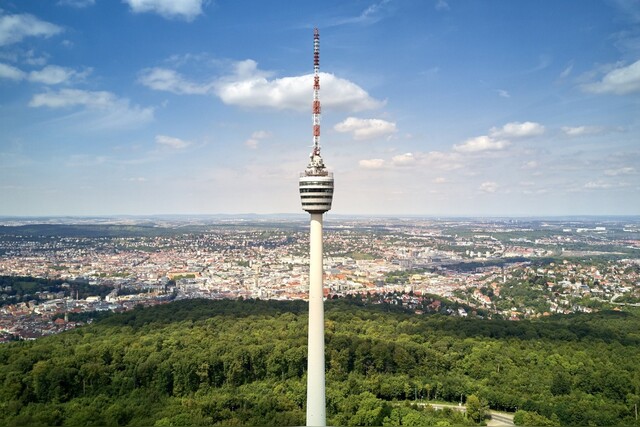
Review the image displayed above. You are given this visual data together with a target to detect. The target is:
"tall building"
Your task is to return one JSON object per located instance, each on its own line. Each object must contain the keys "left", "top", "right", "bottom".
{"left": 299, "top": 28, "right": 333, "bottom": 427}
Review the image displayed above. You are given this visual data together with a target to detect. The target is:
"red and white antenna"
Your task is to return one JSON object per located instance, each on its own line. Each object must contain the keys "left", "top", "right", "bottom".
{"left": 312, "top": 28, "right": 321, "bottom": 156}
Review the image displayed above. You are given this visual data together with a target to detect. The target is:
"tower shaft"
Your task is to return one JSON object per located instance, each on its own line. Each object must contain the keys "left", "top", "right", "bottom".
{"left": 306, "top": 213, "right": 326, "bottom": 426}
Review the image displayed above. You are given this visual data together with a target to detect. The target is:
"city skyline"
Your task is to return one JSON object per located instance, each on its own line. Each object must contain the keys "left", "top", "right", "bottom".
{"left": 1, "top": 0, "right": 639, "bottom": 216}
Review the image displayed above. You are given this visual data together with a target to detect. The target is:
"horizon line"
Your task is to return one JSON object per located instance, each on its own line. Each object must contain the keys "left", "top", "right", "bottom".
{"left": 1, "top": 213, "right": 639, "bottom": 220}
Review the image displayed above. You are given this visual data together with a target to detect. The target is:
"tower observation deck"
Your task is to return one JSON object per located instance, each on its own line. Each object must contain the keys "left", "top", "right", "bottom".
{"left": 300, "top": 28, "right": 334, "bottom": 214}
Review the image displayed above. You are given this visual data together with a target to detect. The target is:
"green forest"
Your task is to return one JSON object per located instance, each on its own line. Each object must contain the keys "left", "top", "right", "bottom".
{"left": 1, "top": 298, "right": 639, "bottom": 426}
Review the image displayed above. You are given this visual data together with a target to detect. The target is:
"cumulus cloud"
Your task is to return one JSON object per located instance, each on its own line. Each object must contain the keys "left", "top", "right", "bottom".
{"left": 479, "top": 181, "right": 498, "bottom": 193}
{"left": 138, "top": 67, "right": 214, "bottom": 94}
{"left": 123, "top": 0, "right": 205, "bottom": 21}
{"left": 0, "top": 63, "right": 25, "bottom": 80}
{"left": 29, "top": 65, "right": 88, "bottom": 84}
{"left": 392, "top": 153, "right": 416, "bottom": 167}
{"left": 0, "top": 13, "right": 63, "bottom": 46}
{"left": 140, "top": 60, "right": 384, "bottom": 112}
{"left": 215, "top": 60, "right": 383, "bottom": 112}
{"left": 359, "top": 150, "right": 463, "bottom": 172}
{"left": 582, "top": 59, "right": 640, "bottom": 95}
{"left": 155, "top": 135, "right": 191, "bottom": 149}
{"left": 489, "top": 121, "right": 545, "bottom": 138}
{"left": 561, "top": 125, "right": 604, "bottom": 136}
{"left": 0, "top": 63, "right": 89, "bottom": 85}
{"left": 453, "top": 122, "right": 544, "bottom": 154}
{"left": 244, "top": 130, "right": 271, "bottom": 149}
{"left": 359, "top": 158, "right": 385, "bottom": 169}
{"left": 453, "top": 135, "right": 510, "bottom": 153}
{"left": 334, "top": 117, "right": 397, "bottom": 140}
{"left": 29, "top": 89, "right": 154, "bottom": 129}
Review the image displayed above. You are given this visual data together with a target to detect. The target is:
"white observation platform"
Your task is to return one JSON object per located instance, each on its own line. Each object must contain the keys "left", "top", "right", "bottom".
{"left": 299, "top": 152, "right": 334, "bottom": 214}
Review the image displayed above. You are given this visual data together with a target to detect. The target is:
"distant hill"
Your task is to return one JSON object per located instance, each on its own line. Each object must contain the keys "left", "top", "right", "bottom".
{"left": 0, "top": 299, "right": 638, "bottom": 426}
{"left": 0, "top": 224, "right": 189, "bottom": 238}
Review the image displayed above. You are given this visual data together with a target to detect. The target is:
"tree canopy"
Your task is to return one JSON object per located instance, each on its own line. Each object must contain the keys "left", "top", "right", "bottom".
{"left": 1, "top": 298, "right": 639, "bottom": 425}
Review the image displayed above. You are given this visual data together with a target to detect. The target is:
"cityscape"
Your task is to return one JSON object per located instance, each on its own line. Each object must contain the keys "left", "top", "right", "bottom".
{"left": 2, "top": 216, "right": 639, "bottom": 341}
{"left": 2, "top": 1, "right": 640, "bottom": 425}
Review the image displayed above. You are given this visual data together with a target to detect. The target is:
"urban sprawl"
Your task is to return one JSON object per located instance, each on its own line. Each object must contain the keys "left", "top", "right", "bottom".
{"left": 1, "top": 217, "right": 639, "bottom": 341}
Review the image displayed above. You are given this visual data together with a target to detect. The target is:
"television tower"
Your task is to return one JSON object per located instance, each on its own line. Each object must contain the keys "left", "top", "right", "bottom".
{"left": 300, "top": 27, "right": 333, "bottom": 427}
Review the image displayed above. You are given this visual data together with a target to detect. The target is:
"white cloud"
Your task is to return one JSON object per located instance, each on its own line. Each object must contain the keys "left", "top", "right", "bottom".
{"left": 392, "top": 153, "right": 416, "bottom": 167}
{"left": 497, "top": 89, "right": 510, "bottom": 98}
{"left": 434, "top": 177, "right": 446, "bottom": 183}
{"left": 561, "top": 126, "right": 604, "bottom": 136}
{"left": 0, "top": 13, "right": 63, "bottom": 46}
{"left": 29, "top": 65, "right": 86, "bottom": 85}
{"left": 244, "top": 130, "right": 271, "bottom": 149}
{"left": 251, "top": 130, "right": 270, "bottom": 139}
{"left": 139, "top": 60, "right": 384, "bottom": 112}
{"left": 582, "top": 59, "right": 640, "bottom": 95}
{"left": 330, "top": 0, "right": 393, "bottom": 26}
{"left": 0, "top": 63, "right": 26, "bottom": 80}
{"left": 584, "top": 181, "right": 612, "bottom": 189}
{"left": 0, "top": 63, "right": 87, "bottom": 85}
{"left": 490, "top": 121, "right": 545, "bottom": 138}
{"left": 334, "top": 117, "right": 397, "bottom": 140}
{"left": 559, "top": 62, "right": 573, "bottom": 79}
{"left": 30, "top": 89, "right": 115, "bottom": 108}
{"left": 604, "top": 167, "right": 636, "bottom": 176}
{"left": 522, "top": 160, "right": 538, "bottom": 169}
{"left": 23, "top": 50, "right": 49, "bottom": 66}
{"left": 361, "top": 150, "right": 463, "bottom": 171}
{"left": 453, "top": 122, "right": 544, "bottom": 154}
{"left": 155, "top": 135, "right": 191, "bottom": 149}
{"left": 215, "top": 60, "right": 383, "bottom": 112}
{"left": 58, "top": 0, "right": 95, "bottom": 7}
{"left": 453, "top": 135, "right": 510, "bottom": 153}
{"left": 359, "top": 158, "right": 385, "bottom": 169}
{"left": 479, "top": 181, "right": 498, "bottom": 193}
{"left": 138, "top": 67, "right": 214, "bottom": 94}
{"left": 29, "top": 89, "right": 154, "bottom": 129}
{"left": 123, "top": 0, "right": 205, "bottom": 21}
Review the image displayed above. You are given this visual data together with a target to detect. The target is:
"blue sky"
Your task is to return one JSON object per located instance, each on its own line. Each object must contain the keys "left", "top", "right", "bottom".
{"left": 1, "top": 0, "right": 639, "bottom": 216}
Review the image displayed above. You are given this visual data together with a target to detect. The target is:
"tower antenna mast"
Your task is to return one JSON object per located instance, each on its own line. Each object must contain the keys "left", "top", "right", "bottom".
{"left": 312, "top": 28, "right": 321, "bottom": 157}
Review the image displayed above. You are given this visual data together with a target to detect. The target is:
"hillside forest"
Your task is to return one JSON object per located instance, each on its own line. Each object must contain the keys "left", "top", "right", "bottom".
{"left": 1, "top": 298, "right": 639, "bottom": 426}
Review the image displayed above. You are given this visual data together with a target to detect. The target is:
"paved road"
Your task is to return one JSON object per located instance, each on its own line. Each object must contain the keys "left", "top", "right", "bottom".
{"left": 418, "top": 402, "right": 515, "bottom": 426}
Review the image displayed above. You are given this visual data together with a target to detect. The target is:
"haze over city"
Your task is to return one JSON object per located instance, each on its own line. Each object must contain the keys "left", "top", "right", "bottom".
{"left": 1, "top": 0, "right": 639, "bottom": 217}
